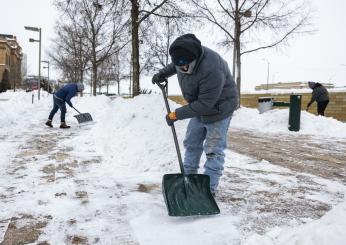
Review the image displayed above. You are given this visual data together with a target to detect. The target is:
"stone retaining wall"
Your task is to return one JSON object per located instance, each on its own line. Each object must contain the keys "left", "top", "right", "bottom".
{"left": 169, "top": 92, "right": 346, "bottom": 122}
{"left": 241, "top": 92, "right": 346, "bottom": 122}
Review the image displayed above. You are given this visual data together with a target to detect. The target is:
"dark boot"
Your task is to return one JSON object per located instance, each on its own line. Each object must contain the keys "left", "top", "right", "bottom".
{"left": 60, "top": 122, "right": 70, "bottom": 129}
{"left": 45, "top": 120, "right": 53, "bottom": 128}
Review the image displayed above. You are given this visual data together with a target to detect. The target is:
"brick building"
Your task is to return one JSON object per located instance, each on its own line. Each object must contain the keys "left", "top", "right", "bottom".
{"left": 0, "top": 34, "right": 23, "bottom": 91}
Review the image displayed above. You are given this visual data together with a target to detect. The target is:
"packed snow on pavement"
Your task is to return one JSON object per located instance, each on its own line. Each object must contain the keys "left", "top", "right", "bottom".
{"left": 0, "top": 90, "right": 345, "bottom": 244}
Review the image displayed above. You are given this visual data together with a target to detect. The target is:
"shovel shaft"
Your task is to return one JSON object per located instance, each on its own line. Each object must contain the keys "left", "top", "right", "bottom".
{"left": 157, "top": 81, "right": 185, "bottom": 175}
{"left": 72, "top": 106, "right": 82, "bottom": 114}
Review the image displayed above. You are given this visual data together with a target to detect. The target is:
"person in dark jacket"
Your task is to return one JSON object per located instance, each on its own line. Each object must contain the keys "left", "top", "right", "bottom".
{"left": 152, "top": 34, "right": 238, "bottom": 195}
{"left": 307, "top": 81, "right": 329, "bottom": 116}
{"left": 45, "top": 83, "right": 85, "bottom": 128}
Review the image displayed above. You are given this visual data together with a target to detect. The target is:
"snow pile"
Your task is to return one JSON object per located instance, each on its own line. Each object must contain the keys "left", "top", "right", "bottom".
{"left": 3, "top": 90, "right": 345, "bottom": 140}
{"left": 232, "top": 107, "right": 346, "bottom": 138}
{"left": 64, "top": 94, "right": 187, "bottom": 174}
{"left": 244, "top": 196, "right": 346, "bottom": 245}
{"left": 0, "top": 91, "right": 39, "bottom": 126}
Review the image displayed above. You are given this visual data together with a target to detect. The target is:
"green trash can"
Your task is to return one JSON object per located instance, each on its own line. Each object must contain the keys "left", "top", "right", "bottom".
{"left": 288, "top": 94, "right": 302, "bottom": 132}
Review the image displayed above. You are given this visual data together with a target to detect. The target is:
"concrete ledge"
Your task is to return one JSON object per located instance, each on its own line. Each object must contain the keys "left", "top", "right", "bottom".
{"left": 241, "top": 92, "right": 346, "bottom": 122}
{"left": 169, "top": 92, "right": 346, "bottom": 122}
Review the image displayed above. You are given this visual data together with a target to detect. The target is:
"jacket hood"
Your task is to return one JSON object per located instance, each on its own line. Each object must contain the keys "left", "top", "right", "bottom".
{"left": 308, "top": 81, "right": 316, "bottom": 89}
{"left": 169, "top": 34, "right": 202, "bottom": 65}
{"left": 76, "top": 83, "right": 85, "bottom": 92}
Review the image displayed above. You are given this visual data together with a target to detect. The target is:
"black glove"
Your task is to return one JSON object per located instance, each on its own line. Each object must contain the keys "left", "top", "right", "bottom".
{"left": 152, "top": 73, "right": 166, "bottom": 85}
{"left": 165, "top": 112, "right": 177, "bottom": 126}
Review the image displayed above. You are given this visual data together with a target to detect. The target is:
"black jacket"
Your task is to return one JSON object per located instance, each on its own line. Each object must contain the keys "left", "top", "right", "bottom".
{"left": 309, "top": 83, "right": 329, "bottom": 104}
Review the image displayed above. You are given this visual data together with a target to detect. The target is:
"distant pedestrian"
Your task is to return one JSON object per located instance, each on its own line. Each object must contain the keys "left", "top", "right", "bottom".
{"left": 307, "top": 81, "right": 329, "bottom": 116}
{"left": 45, "top": 83, "right": 84, "bottom": 128}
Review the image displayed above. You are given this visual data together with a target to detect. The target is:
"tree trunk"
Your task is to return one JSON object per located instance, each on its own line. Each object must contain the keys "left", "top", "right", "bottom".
{"left": 131, "top": 0, "right": 140, "bottom": 97}
{"left": 80, "top": 69, "right": 84, "bottom": 97}
{"left": 116, "top": 53, "right": 120, "bottom": 95}
{"left": 234, "top": 1, "right": 241, "bottom": 107}
{"left": 235, "top": 31, "right": 241, "bottom": 106}
{"left": 92, "top": 64, "right": 97, "bottom": 96}
{"left": 117, "top": 72, "right": 120, "bottom": 95}
{"left": 236, "top": 41, "right": 241, "bottom": 107}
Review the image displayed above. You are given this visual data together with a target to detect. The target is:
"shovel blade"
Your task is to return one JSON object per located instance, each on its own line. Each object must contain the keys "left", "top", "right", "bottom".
{"left": 73, "top": 113, "right": 93, "bottom": 123}
{"left": 162, "top": 173, "right": 220, "bottom": 216}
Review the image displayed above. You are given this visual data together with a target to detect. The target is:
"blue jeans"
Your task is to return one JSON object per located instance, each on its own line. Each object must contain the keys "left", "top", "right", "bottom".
{"left": 48, "top": 95, "right": 67, "bottom": 122}
{"left": 183, "top": 116, "right": 232, "bottom": 193}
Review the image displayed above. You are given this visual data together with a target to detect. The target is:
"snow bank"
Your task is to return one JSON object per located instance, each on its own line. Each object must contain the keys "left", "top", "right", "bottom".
{"left": 244, "top": 196, "right": 346, "bottom": 245}
{"left": 231, "top": 107, "right": 346, "bottom": 138}
{"left": 64, "top": 94, "right": 187, "bottom": 175}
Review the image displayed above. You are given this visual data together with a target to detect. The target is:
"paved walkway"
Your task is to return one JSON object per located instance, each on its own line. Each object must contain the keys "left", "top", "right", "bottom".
{"left": 0, "top": 125, "right": 138, "bottom": 245}
{"left": 228, "top": 128, "right": 346, "bottom": 182}
{"left": 1, "top": 124, "right": 345, "bottom": 243}
{"left": 217, "top": 128, "right": 346, "bottom": 235}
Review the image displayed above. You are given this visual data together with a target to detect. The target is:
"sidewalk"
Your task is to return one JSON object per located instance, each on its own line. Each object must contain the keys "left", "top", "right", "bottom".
{"left": 228, "top": 128, "right": 346, "bottom": 182}
{"left": 220, "top": 128, "right": 346, "bottom": 235}
{"left": 0, "top": 123, "right": 138, "bottom": 245}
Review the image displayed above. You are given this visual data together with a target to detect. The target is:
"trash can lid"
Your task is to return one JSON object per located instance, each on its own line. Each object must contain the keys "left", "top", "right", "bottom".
{"left": 258, "top": 97, "right": 273, "bottom": 102}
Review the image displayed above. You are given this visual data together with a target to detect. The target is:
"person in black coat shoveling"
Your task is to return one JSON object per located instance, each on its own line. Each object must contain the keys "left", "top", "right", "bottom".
{"left": 45, "top": 83, "right": 84, "bottom": 128}
{"left": 152, "top": 34, "right": 238, "bottom": 195}
{"left": 307, "top": 81, "right": 329, "bottom": 116}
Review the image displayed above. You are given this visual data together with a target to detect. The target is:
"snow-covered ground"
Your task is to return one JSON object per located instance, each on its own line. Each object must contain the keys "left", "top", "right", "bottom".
{"left": 232, "top": 107, "right": 346, "bottom": 138}
{"left": 0, "top": 90, "right": 345, "bottom": 244}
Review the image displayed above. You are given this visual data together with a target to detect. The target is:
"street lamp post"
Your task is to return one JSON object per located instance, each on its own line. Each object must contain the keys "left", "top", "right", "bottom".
{"left": 272, "top": 72, "right": 279, "bottom": 84}
{"left": 25, "top": 26, "right": 42, "bottom": 100}
{"left": 42, "top": 60, "right": 50, "bottom": 93}
{"left": 262, "top": 59, "right": 270, "bottom": 90}
{"left": 266, "top": 61, "right": 270, "bottom": 90}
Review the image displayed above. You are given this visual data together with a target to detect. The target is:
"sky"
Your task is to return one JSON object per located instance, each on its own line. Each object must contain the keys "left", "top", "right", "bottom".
{"left": 1, "top": 0, "right": 346, "bottom": 92}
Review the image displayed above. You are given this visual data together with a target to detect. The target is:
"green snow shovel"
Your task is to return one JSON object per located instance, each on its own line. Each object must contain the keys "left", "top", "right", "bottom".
{"left": 156, "top": 79, "right": 220, "bottom": 216}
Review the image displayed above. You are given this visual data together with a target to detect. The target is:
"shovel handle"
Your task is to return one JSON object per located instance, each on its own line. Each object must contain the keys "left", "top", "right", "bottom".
{"left": 72, "top": 106, "right": 82, "bottom": 114}
{"left": 155, "top": 79, "right": 185, "bottom": 175}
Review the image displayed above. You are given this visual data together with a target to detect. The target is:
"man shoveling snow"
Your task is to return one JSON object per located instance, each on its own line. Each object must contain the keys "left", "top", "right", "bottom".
{"left": 45, "top": 83, "right": 84, "bottom": 128}
{"left": 152, "top": 33, "right": 238, "bottom": 195}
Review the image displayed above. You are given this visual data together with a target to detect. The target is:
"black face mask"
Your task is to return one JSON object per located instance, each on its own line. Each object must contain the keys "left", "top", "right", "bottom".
{"left": 175, "top": 60, "right": 197, "bottom": 74}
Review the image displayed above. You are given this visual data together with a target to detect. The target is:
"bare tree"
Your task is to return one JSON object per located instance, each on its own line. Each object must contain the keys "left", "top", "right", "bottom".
{"left": 142, "top": 13, "right": 193, "bottom": 73}
{"left": 112, "top": 51, "right": 128, "bottom": 95}
{"left": 49, "top": 22, "right": 90, "bottom": 84}
{"left": 130, "top": 0, "right": 189, "bottom": 96}
{"left": 192, "top": 0, "right": 313, "bottom": 104}
{"left": 97, "top": 47, "right": 131, "bottom": 95}
{"left": 98, "top": 56, "right": 116, "bottom": 94}
{"left": 54, "top": 0, "right": 130, "bottom": 96}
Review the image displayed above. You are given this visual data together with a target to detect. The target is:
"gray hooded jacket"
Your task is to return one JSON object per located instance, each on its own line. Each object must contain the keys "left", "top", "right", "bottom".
{"left": 159, "top": 42, "right": 238, "bottom": 123}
